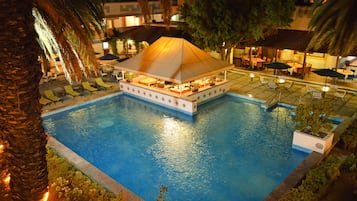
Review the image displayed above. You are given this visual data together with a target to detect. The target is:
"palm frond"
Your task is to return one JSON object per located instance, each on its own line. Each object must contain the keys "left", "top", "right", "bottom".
{"left": 34, "top": 0, "right": 104, "bottom": 83}
{"left": 308, "top": 0, "right": 357, "bottom": 56}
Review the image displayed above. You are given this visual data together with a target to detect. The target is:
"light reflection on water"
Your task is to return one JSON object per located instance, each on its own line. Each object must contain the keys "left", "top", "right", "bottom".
{"left": 43, "top": 94, "right": 308, "bottom": 201}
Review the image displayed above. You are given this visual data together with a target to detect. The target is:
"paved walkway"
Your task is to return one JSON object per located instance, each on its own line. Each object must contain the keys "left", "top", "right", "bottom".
{"left": 227, "top": 68, "right": 357, "bottom": 118}
{"left": 41, "top": 68, "right": 357, "bottom": 118}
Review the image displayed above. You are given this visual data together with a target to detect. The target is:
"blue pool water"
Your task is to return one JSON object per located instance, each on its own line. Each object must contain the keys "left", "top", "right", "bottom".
{"left": 43, "top": 93, "right": 308, "bottom": 201}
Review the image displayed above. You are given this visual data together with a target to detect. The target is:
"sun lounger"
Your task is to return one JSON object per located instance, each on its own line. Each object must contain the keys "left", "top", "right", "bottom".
{"left": 39, "top": 96, "right": 53, "bottom": 105}
{"left": 44, "top": 90, "right": 62, "bottom": 102}
{"left": 82, "top": 81, "right": 98, "bottom": 92}
{"left": 64, "top": 85, "right": 81, "bottom": 97}
{"left": 95, "top": 78, "right": 112, "bottom": 89}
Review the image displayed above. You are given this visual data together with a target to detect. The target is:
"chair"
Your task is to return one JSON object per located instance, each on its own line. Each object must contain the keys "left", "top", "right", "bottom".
{"left": 295, "top": 67, "right": 303, "bottom": 76}
{"left": 312, "top": 91, "right": 323, "bottom": 99}
{"left": 330, "top": 85, "right": 347, "bottom": 101}
{"left": 283, "top": 81, "right": 294, "bottom": 90}
{"left": 305, "top": 64, "right": 312, "bottom": 76}
{"left": 95, "top": 77, "right": 112, "bottom": 89}
{"left": 82, "top": 81, "right": 98, "bottom": 92}
{"left": 115, "top": 72, "right": 123, "bottom": 82}
{"left": 256, "top": 62, "right": 264, "bottom": 70}
{"left": 64, "top": 85, "right": 81, "bottom": 97}
{"left": 334, "top": 90, "right": 347, "bottom": 101}
{"left": 44, "top": 90, "right": 62, "bottom": 102}
{"left": 39, "top": 96, "right": 53, "bottom": 105}
{"left": 259, "top": 76, "right": 268, "bottom": 85}
{"left": 305, "top": 84, "right": 314, "bottom": 94}
{"left": 99, "top": 70, "right": 108, "bottom": 77}
{"left": 267, "top": 82, "right": 279, "bottom": 90}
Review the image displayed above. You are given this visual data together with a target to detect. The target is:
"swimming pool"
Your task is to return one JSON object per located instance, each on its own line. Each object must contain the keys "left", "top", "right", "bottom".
{"left": 43, "top": 93, "right": 308, "bottom": 201}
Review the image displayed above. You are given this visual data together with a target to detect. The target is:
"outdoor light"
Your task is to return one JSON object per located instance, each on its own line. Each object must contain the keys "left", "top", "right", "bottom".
{"left": 40, "top": 190, "right": 49, "bottom": 201}
{"left": 4, "top": 174, "right": 10, "bottom": 187}
{"left": 248, "top": 94, "right": 253, "bottom": 98}
{"left": 102, "top": 41, "right": 109, "bottom": 50}
{"left": 0, "top": 144, "right": 3, "bottom": 153}
{"left": 127, "top": 39, "right": 134, "bottom": 45}
{"left": 249, "top": 73, "right": 255, "bottom": 81}
{"left": 278, "top": 78, "right": 285, "bottom": 83}
{"left": 322, "top": 86, "right": 330, "bottom": 92}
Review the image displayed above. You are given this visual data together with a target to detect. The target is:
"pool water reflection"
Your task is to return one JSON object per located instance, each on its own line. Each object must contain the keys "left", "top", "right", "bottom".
{"left": 43, "top": 94, "right": 308, "bottom": 201}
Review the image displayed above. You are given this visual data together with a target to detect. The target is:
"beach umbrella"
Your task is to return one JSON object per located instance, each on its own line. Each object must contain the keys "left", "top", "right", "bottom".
{"left": 264, "top": 62, "right": 292, "bottom": 74}
{"left": 312, "top": 69, "right": 345, "bottom": 83}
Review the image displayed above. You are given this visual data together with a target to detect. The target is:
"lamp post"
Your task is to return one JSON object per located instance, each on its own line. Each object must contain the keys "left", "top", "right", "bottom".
{"left": 249, "top": 73, "right": 255, "bottom": 81}
{"left": 322, "top": 86, "right": 329, "bottom": 98}
{"left": 102, "top": 41, "right": 109, "bottom": 55}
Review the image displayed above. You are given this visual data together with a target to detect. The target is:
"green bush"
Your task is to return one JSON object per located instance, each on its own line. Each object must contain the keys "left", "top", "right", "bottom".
{"left": 279, "top": 155, "right": 342, "bottom": 201}
{"left": 47, "top": 147, "right": 122, "bottom": 201}
{"left": 341, "top": 119, "right": 357, "bottom": 151}
{"left": 340, "top": 153, "right": 357, "bottom": 173}
{"left": 294, "top": 100, "right": 334, "bottom": 135}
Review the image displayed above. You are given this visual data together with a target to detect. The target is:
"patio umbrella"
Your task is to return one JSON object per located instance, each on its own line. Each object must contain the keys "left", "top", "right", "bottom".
{"left": 99, "top": 53, "right": 119, "bottom": 60}
{"left": 312, "top": 69, "right": 345, "bottom": 83}
{"left": 264, "top": 62, "right": 292, "bottom": 75}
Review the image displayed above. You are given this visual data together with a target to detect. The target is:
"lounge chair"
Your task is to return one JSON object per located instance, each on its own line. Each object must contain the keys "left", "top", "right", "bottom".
{"left": 44, "top": 90, "right": 62, "bottom": 102}
{"left": 95, "top": 77, "right": 112, "bottom": 89}
{"left": 39, "top": 96, "right": 53, "bottom": 105}
{"left": 64, "top": 85, "right": 81, "bottom": 97}
{"left": 82, "top": 81, "right": 98, "bottom": 92}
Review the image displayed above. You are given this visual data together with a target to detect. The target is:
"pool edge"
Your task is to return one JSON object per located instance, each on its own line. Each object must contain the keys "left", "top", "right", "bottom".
{"left": 47, "top": 136, "right": 144, "bottom": 201}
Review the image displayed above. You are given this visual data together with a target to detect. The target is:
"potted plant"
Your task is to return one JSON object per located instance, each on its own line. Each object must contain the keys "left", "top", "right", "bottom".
{"left": 292, "top": 99, "right": 336, "bottom": 153}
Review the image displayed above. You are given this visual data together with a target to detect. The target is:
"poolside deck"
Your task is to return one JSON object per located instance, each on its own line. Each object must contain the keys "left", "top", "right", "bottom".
{"left": 40, "top": 68, "right": 357, "bottom": 201}
{"left": 41, "top": 68, "right": 357, "bottom": 118}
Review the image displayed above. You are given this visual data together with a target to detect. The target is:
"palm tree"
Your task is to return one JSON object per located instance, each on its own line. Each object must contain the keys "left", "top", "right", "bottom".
{"left": 137, "top": 0, "right": 172, "bottom": 26}
{"left": 308, "top": 0, "right": 357, "bottom": 56}
{"left": 0, "top": 0, "right": 103, "bottom": 200}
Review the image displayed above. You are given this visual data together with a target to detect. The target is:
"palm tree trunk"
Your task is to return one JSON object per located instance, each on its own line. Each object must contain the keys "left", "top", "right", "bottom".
{"left": 0, "top": 1, "right": 48, "bottom": 201}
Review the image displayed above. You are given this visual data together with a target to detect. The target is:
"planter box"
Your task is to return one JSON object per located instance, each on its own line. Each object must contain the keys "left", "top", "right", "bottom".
{"left": 292, "top": 129, "right": 335, "bottom": 154}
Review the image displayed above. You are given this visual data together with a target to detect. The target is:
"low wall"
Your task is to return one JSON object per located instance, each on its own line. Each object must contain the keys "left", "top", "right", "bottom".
{"left": 120, "top": 81, "right": 197, "bottom": 115}
{"left": 119, "top": 80, "right": 231, "bottom": 115}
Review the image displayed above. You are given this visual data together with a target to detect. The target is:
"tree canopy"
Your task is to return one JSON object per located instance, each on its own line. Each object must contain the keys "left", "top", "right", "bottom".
{"left": 179, "top": 0, "right": 295, "bottom": 60}
{"left": 308, "top": 0, "right": 357, "bottom": 56}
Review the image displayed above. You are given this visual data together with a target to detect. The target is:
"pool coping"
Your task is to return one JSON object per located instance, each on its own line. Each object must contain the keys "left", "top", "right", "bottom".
{"left": 47, "top": 136, "right": 143, "bottom": 201}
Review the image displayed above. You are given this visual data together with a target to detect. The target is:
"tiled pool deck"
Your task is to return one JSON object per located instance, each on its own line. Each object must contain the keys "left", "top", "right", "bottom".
{"left": 41, "top": 69, "right": 357, "bottom": 201}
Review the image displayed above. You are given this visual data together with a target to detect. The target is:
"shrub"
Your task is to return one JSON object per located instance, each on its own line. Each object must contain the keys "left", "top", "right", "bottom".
{"left": 340, "top": 153, "right": 357, "bottom": 173}
{"left": 47, "top": 147, "right": 122, "bottom": 201}
{"left": 294, "top": 100, "right": 334, "bottom": 135}
{"left": 341, "top": 118, "right": 357, "bottom": 151}
{"left": 279, "top": 155, "right": 342, "bottom": 201}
